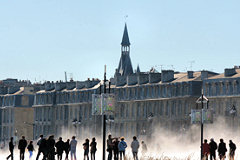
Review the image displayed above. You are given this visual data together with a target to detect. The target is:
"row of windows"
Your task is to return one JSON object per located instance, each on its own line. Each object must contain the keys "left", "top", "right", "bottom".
{"left": 116, "top": 83, "right": 191, "bottom": 101}
{"left": 204, "top": 80, "right": 240, "bottom": 96}
{"left": 35, "top": 90, "right": 96, "bottom": 105}
{"left": 0, "top": 96, "right": 15, "bottom": 107}
{"left": 35, "top": 105, "right": 92, "bottom": 122}
{"left": 116, "top": 100, "right": 190, "bottom": 119}
{"left": 34, "top": 125, "right": 51, "bottom": 139}
{"left": 0, "top": 126, "right": 13, "bottom": 141}
{"left": 34, "top": 107, "right": 52, "bottom": 121}
{"left": 209, "top": 98, "right": 240, "bottom": 116}
{"left": 1, "top": 108, "right": 14, "bottom": 124}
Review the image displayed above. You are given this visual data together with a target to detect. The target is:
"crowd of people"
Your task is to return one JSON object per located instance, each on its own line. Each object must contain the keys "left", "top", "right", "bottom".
{"left": 202, "top": 138, "right": 236, "bottom": 160}
{"left": 5, "top": 134, "right": 147, "bottom": 160}
{"left": 106, "top": 135, "right": 147, "bottom": 160}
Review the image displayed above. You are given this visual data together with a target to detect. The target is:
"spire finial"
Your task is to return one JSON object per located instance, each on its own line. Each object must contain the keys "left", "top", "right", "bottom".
{"left": 124, "top": 15, "right": 128, "bottom": 22}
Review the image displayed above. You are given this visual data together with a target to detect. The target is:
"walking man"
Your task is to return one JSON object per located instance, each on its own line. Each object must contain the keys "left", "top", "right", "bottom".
{"left": 90, "top": 137, "right": 97, "bottom": 160}
{"left": 55, "top": 137, "right": 65, "bottom": 160}
{"left": 47, "top": 135, "right": 55, "bottom": 160}
{"left": 18, "top": 136, "right": 27, "bottom": 160}
{"left": 229, "top": 140, "right": 236, "bottom": 160}
{"left": 209, "top": 138, "right": 217, "bottom": 160}
{"left": 36, "top": 135, "right": 45, "bottom": 160}
{"left": 218, "top": 139, "right": 227, "bottom": 160}
{"left": 113, "top": 138, "right": 119, "bottom": 160}
{"left": 70, "top": 136, "right": 77, "bottom": 160}
{"left": 107, "top": 135, "right": 114, "bottom": 160}
{"left": 64, "top": 139, "right": 70, "bottom": 160}
{"left": 83, "top": 139, "right": 90, "bottom": 160}
{"left": 6, "top": 137, "right": 14, "bottom": 160}
{"left": 131, "top": 136, "right": 139, "bottom": 160}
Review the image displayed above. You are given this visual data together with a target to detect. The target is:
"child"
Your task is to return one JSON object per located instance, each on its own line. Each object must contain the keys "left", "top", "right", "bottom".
{"left": 27, "top": 141, "right": 34, "bottom": 159}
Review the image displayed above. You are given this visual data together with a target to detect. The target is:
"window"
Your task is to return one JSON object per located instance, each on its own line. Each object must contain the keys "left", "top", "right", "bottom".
{"left": 171, "top": 102, "right": 175, "bottom": 116}
{"left": 160, "top": 101, "right": 163, "bottom": 116}
{"left": 143, "top": 105, "right": 147, "bottom": 118}
{"left": 137, "top": 104, "right": 140, "bottom": 117}
{"left": 84, "top": 106, "right": 87, "bottom": 119}
{"left": 39, "top": 108, "right": 42, "bottom": 121}
{"left": 48, "top": 107, "right": 51, "bottom": 121}
{"left": 131, "top": 104, "right": 135, "bottom": 118}
{"left": 165, "top": 101, "right": 169, "bottom": 116}
{"left": 125, "top": 104, "right": 129, "bottom": 118}
{"left": 178, "top": 101, "right": 182, "bottom": 116}
{"left": 120, "top": 104, "right": 124, "bottom": 118}
{"left": 56, "top": 107, "right": 59, "bottom": 120}
{"left": 64, "top": 106, "right": 68, "bottom": 120}
{"left": 60, "top": 106, "right": 63, "bottom": 120}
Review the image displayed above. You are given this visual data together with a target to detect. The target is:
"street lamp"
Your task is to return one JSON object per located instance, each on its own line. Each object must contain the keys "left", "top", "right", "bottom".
{"left": 229, "top": 105, "right": 237, "bottom": 132}
{"left": 196, "top": 91, "right": 209, "bottom": 160}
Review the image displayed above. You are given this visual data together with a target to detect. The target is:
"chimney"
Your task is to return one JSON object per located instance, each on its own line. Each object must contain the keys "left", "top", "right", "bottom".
{"left": 161, "top": 70, "right": 174, "bottom": 83}
{"left": 45, "top": 81, "right": 55, "bottom": 91}
{"left": 187, "top": 71, "right": 194, "bottom": 79}
{"left": 201, "top": 71, "right": 208, "bottom": 80}
{"left": 127, "top": 74, "right": 138, "bottom": 86}
{"left": 224, "top": 68, "right": 236, "bottom": 77}
{"left": 137, "top": 73, "right": 149, "bottom": 85}
{"left": 55, "top": 82, "right": 66, "bottom": 91}
{"left": 149, "top": 73, "right": 161, "bottom": 83}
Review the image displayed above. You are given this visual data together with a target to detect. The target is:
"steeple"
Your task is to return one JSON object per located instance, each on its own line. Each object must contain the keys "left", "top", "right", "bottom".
{"left": 116, "top": 24, "right": 133, "bottom": 76}
{"left": 121, "top": 23, "right": 130, "bottom": 46}
{"left": 136, "top": 65, "right": 141, "bottom": 73}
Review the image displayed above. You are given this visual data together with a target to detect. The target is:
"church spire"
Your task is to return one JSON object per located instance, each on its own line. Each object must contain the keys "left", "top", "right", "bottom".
{"left": 121, "top": 23, "right": 130, "bottom": 46}
{"left": 116, "top": 24, "right": 133, "bottom": 76}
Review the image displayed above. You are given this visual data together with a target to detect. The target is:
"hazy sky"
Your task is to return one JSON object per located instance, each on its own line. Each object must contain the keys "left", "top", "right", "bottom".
{"left": 0, "top": 0, "right": 240, "bottom": 82}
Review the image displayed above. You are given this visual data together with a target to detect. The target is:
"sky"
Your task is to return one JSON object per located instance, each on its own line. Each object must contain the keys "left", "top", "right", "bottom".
{"left": 0, "top": 0, "right": 240, "bottom": 83}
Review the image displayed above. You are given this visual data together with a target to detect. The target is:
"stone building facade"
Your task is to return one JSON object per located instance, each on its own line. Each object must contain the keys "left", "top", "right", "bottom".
{"left": 0, "top": 87, "right": 34, "bottom": 144}
{"left": 203, "top": 67, "right": 240, "bottom": 130}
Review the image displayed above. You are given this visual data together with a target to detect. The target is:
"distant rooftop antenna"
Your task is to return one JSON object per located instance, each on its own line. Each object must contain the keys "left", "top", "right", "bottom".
{"left": 65, "top": 71, "right": 67, "bottom": 82}
{"left": 189, "top": 60, "right": 195, "bottom": 71}
{"left": 124, "top": 15, "right": 128, "bottom": 22}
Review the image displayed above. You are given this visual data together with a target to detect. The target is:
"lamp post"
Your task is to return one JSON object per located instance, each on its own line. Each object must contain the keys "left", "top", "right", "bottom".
{"left": 196, "top": 90, "right": 209, "bottom": 160}
{"left": 229, "top": 105, "right": 237, "bottom": 132}
{"left": 103, "top": 65, "right": 107, "bottom": 160}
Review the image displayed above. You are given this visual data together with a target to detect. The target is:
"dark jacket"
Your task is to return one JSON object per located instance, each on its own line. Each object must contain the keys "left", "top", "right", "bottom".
{"left": 218, "top": 142, "right": 227, "bottom": 155}
{"left": 27, "top": 144, "right": 34, "bottom": 151}
{"left": 55, "top": 140, "right": 65, "bottom": 154}
{"left": 39, "top": 138, "right": 47, "bottom": 151}
{"left": 9, "top": 141, "right": 14, "bottom": 152}
{"left": 64, "top": 141, "right": 70, "bottom": 152}
{"left": 209, "top": 141, "right": 217, "bottom": 153}
{"left": 83, "top": 142, "right": 89, "bottom": 152}
{"left": 90, "top": 141, "right": 97, "bottom": 152}
{"left": 18, "top": 139, "right": 27, "bottom": 151}
{"left": 229, "top": 142, "right": 236, "bottom": 152}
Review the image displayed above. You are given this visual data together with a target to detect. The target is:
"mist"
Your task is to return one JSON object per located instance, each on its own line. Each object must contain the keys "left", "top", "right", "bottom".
{"left": 0, "top": 116, "right": 239, "bottom": 160}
